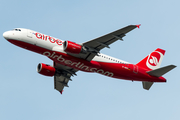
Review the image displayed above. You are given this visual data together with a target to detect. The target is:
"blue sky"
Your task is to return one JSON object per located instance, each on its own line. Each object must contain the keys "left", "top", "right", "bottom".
{"left": 0, "top": 0, "right": 179, "bottom": 120}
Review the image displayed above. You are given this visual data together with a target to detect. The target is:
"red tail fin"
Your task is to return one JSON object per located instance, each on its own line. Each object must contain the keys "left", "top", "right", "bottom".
{"left": 136, "top": 48, "right": 165, "bottom": 71}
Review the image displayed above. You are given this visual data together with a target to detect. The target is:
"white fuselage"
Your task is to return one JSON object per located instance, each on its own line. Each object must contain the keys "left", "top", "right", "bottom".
{"left": 3, "top": 28, "right": 129, "bottom": 64}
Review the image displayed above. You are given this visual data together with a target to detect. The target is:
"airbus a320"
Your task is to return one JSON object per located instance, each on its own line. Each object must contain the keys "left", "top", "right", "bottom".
{"left": 3, "top": 25, "right": 176, "bottom": 94}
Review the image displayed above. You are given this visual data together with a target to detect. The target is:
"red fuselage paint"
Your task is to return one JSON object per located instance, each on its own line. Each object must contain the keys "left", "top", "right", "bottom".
{"left": 3, "top": 27, "right": 167, "bottom": 86}
{"left": 7, "top": 38, "right": 166, "bottom": 83}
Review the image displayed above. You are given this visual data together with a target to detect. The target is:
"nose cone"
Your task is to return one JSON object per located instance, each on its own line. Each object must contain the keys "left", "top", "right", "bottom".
{"left": 3, "top": 31, "right": 9, "bottom": 40}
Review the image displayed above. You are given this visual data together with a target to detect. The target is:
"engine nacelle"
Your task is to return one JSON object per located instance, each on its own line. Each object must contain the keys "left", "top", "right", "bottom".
{"left": 37, "top": 63, "right": 56, "bottom": 77}
{"left": 63, "top": 41, "right": 85, "bottom": 54}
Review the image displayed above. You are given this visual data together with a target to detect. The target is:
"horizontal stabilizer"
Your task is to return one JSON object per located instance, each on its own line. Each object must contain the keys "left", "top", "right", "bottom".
{"left": 147, "top": 65, "right": 176, "bottom": 77}
{"left": 142, "top": 81, "right": 154, "bottom": 90}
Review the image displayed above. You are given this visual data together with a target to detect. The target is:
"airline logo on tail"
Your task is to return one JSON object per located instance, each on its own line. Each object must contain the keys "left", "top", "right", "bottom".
{"left": 136, "top": 48, "right": 165, "bottom": 71}
{"left": 146, "top": 51, "right": 164, "bottom": 70}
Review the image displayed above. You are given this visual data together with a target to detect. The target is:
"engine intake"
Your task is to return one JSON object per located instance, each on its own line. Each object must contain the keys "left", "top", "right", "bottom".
{"left": 37, "top": 63, "right": 55, "bottom": 76}
{"left": 63, "top": 41, "right": 86, "bottom": 54}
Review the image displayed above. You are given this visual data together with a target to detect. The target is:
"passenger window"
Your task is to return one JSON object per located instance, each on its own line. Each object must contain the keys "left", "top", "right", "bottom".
{"left": 14, "top": 29, "right": 21, "bottom": 31}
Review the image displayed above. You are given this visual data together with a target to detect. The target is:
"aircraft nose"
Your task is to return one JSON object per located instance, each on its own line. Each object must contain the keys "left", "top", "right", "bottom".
{"left": 3, "top": 31, "right": 9, "bottom": 39}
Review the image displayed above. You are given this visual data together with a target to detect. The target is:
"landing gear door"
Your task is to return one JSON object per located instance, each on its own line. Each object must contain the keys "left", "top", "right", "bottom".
{"left": 133, "top": 65, "right": 138, "bottom": 74}
{"left": 27, "top": 29, "right": 33, "bottom": 38}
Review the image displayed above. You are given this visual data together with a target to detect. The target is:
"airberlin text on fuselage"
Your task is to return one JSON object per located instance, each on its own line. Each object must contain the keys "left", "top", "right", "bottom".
{"left": 43, "top": 51, "right": 114, "bottom": 77}
{"left": 35, "top": 33, "right": 63, "bottom": 45}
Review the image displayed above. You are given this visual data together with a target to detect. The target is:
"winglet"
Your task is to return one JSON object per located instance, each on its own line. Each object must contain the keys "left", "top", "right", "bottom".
{"left": 60, "top": 90, "right": 64, "bottom": 94}
{"left": 136, "top": 24, "right": 141, "bottom": 28}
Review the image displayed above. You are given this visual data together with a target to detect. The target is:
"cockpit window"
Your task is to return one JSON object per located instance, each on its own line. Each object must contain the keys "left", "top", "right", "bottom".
{"left": 13, "top": 29, "right": 21, "bottom": 31}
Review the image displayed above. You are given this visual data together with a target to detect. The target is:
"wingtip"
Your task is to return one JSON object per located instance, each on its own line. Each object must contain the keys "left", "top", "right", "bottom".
{"left": 172, "top": 65, "right": 177, "bottom": 68}
{"left": 60, "top": 90, "right": 64, "bottom": 94}
{"left": 136, "top": 24, "right": 141, "bottom": 28}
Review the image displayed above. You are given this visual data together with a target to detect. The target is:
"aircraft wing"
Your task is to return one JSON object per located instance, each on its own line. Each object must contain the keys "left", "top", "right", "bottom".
{"left": 53, "top": 62, "right": 78, "bottom": 94}
{"left": 81, "top": 25, "right": 139, "bottom": 61}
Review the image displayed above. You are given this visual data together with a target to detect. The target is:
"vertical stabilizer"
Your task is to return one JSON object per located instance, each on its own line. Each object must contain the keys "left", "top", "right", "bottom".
{"left": 136, "top": 48, "right": 165, "bottom": 71}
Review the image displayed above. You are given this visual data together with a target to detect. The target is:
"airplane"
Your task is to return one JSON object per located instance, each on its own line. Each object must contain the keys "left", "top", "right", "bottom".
{"left": 3, "top": 25, "right": 176, "bottom": 94}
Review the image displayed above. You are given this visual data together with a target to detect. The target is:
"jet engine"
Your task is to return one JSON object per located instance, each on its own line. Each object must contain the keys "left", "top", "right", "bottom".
{"left": 63, "top": 41, "right": 86, "bottom": 54}
{"left": 37, "top": 63, "right": 55, "bottom": 76}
